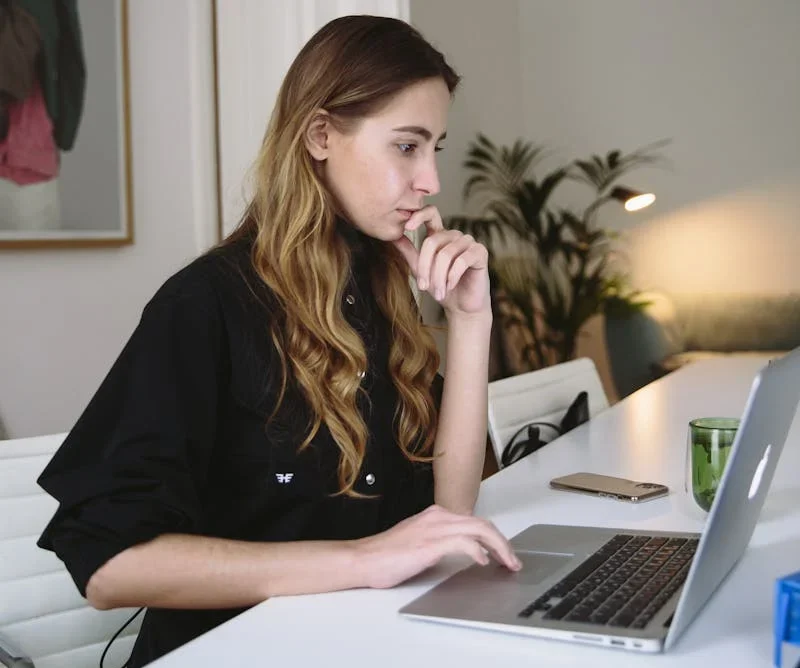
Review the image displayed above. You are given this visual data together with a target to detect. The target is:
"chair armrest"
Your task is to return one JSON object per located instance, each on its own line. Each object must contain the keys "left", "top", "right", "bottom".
{"left": 0, "top": 633, "right": 35, "bottom": 668}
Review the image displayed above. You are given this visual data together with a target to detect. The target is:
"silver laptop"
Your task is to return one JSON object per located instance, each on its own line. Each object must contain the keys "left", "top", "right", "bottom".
{"left": 400, "top": 347, "right": 800, "bottom": 653}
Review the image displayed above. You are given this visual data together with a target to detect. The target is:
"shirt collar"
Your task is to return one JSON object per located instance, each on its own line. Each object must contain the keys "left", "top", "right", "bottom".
{"left": 336, "top": 217, "right": 372, "bottom": 276}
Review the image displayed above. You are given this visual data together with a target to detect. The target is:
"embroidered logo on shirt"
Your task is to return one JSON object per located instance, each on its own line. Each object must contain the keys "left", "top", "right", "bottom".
{"left": 275, "top": 473, "right": 294, "bottom": 484}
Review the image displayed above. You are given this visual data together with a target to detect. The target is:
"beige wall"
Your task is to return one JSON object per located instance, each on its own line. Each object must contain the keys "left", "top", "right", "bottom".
{"left": 517, "top": 0, "right": 800, "bottom": 296}
{"left": 0, "top": 1, "right": 218, "bottom": 437}
{"left": 412, "top": 0, "right": 800, "bottom": 396}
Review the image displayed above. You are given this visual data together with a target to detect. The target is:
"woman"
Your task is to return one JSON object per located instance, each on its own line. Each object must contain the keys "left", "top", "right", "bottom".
{"left": 37, "top": 15, "right": 521, "bottom": 667}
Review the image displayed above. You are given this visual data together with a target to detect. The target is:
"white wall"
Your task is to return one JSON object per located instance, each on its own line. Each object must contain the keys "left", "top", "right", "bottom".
{"left": 6, "top": 1, "right": 794, "bottom": 435}
{"left": 409, "top": 0, "right": 525, "bottom": 361}
{"left": 0, "top": 0, "right": 218, "bottom": 437}
{"left": 409, "top": 0, "right": 525, "bottom": 219}
{"left": 517, "top": 0, "right": 800, "bottom": 294}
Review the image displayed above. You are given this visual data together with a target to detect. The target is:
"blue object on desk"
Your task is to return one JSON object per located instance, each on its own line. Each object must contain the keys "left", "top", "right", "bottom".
{"left": 776, "top": 570, "right": 800, "bottom": 667}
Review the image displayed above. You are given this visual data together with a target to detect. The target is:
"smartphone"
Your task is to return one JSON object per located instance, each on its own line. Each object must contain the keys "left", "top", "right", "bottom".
{"left": 549, "top": 472, "right": 669, "bottom": 503}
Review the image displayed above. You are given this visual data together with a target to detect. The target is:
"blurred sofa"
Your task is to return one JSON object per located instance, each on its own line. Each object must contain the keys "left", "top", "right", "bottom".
{"left": 604, "top": 292, "right": 800, "bottom": 397}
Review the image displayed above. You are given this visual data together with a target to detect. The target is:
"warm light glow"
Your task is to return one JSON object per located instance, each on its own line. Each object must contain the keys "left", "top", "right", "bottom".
{"left": 624, "top": 193, "right": 656, "bottom": 212}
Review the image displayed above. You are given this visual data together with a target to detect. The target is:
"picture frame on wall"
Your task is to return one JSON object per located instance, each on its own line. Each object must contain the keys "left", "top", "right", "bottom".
{"left": 0, "top": 0, "right": 133, "bottom": 249}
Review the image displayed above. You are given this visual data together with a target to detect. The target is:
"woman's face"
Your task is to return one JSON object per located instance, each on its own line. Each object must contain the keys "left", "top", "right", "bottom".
{"left": 311, "top": 77, "right": 450, "bottom": 241}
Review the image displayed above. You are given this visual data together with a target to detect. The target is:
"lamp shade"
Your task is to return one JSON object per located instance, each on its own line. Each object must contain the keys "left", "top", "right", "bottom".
{"left": 610, "top": 186, "right": 655, "bottom": 212}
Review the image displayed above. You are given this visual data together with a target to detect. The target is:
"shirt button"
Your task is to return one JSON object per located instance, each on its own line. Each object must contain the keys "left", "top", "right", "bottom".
{"left": 365, "top": 473, "right": 376, "bottom": 486}
{"left": 345, "top": 294, "right": 355, "bottom": 305}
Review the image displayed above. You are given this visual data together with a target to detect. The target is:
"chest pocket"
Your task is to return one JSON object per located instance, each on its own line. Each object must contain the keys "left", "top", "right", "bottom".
{"left": 266, "top": 434, "right": 339, "bottom": 501}
{"left": 219, "top": 341, "right": 333, "bottom": 505}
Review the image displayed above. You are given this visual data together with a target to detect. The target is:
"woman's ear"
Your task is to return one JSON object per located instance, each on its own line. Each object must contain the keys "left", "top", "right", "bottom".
{"left": 304, "top": 110, "right": 331, "bottom": 161}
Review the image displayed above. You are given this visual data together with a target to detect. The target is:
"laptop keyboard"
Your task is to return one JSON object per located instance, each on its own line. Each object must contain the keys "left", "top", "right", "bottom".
{"left": 518, "top": 534, "right": 698, "bottom": 629}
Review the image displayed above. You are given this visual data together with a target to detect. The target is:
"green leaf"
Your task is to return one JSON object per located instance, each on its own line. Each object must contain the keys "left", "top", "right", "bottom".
{"left": 465, "top": 146, "right": 494, "bottom": 165}
{"left": 452, "top": 132, "right": 669, "bottom": 366}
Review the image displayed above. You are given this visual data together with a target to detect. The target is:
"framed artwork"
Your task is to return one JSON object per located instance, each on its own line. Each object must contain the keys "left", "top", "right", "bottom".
{"left": 0, "top": 0, "right": 133, "bottom": 249}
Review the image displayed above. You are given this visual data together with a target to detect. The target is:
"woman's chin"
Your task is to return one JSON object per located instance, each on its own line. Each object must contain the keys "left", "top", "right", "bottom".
{"left": 382, "top": 217, "right": 411, "bottom": 241}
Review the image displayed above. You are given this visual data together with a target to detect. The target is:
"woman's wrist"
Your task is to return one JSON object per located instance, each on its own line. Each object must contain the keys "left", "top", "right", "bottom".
{"left": 350, "top": 534, "right": 386, "bottom": 589}
{"left": 443, "top": 307, "right": 492, "bottom": 329}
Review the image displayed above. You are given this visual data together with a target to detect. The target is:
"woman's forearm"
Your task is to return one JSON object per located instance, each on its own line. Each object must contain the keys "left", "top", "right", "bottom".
{"left": 433, "top": 311, "right": 493, "bottom": 515}
{"left": 86, "top": 533, "right": 365, "bottom": 610}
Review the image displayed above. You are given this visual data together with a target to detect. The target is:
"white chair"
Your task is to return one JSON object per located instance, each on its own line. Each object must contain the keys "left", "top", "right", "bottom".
{"left": 488, "top": 357, "right": 609, "bottom": 469}
{"left": 0, "top": 434, "right": 142, "bottom": 668}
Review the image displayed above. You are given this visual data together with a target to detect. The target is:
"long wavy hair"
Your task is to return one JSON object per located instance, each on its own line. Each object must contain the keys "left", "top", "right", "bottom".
{"left": 222, "top": 16, "right": 461, "bottom": 497}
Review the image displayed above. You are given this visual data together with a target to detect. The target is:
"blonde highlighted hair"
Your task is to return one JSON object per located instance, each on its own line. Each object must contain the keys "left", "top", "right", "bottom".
{"left": 223, "top": 16, "right": 460, "bottom": 496}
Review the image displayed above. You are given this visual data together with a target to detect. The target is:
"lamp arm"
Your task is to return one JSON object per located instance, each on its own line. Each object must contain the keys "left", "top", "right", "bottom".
{"left": 582, "top": 194, "right": 612, "bottom": 224}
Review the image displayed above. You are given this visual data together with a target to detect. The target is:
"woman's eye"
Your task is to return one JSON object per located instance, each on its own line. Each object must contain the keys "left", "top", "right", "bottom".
{"left": 434, "top": 145, "right": 444, "bottom": 153}
{"left": 398, "top": 143, "right": 416, "bottom": 154}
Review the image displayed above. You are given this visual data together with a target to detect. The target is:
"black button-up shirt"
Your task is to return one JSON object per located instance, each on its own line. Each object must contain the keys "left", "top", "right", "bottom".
{"left": 36, "top": 226, "right": 441, "bottom": 667}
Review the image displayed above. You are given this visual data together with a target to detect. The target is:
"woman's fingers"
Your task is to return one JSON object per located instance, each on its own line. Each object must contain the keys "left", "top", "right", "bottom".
{"left": 466, "top": 521, "right": 522, "bottom": 571}
{"left": 417, "top": 229, "right": 461, "bottom": 294}
{"left": 430, "top": 511, "right": 522, "bottom": 571}
{"left": 446, "top": 244, "right": 488, "bottom": 292}
{"left": 445, "top": 535, "right": 490, "bottom": 567}
{"left": 404, "top": 204, "right": 444, "bottom": 235}
{"left": 417, "top": 233, "right": 489, "bottom": 301}
{"left": 361, "top": 506, "right": 522, "bottom": 590}
{"left": 389, "top": 232, "right": 420, "bottom": 275}
{"left": 437, "top": 533, "right": 518, "bottom": 570}
{"left": 428, "top": 234, "right": 473, "bottom": 301}
{"left": 404, "top": 205, "right": 445, "bottom": 291}
{"left": 464, "top": 516, "right": 519, "bottom": 569}
{"left": 400, "top": 206, "right": 489, "bottom": 302}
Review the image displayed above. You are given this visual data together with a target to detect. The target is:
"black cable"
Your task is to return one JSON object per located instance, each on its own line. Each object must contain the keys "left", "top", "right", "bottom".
{"left": 100, "top": 607, "right": 144, "bottom": 668}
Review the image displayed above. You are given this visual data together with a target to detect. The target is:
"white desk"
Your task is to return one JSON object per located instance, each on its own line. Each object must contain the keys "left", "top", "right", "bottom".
{"left": 151, "top": 358, "right": 800, "bottom": 667}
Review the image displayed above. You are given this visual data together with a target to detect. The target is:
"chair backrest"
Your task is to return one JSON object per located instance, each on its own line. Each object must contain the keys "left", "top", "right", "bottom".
{"left": 0, "top": 434, "right": 142, "bottom": 668}
{"left": 487, "top": 357, "right": 609, "bottom": 469}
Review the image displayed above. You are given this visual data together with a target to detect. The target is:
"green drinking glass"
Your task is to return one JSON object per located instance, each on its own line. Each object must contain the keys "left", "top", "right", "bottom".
{"left": 685, "top": 417, "right": 740, "bottom": 512}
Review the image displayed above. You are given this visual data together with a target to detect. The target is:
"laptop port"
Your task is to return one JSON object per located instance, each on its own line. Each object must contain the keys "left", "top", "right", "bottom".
{"left": 610, "top": 639, "right": 625, "bottom": 646}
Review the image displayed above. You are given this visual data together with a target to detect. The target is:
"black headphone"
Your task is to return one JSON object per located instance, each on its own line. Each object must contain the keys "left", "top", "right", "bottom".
{"left": 500, "top": 420, "right": 562, "bottom": 467}
{"left": 499, "top": 391, "right": 590, "bottom": 468}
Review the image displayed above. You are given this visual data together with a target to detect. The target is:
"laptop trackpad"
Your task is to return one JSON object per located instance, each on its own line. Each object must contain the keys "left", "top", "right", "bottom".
{"left": 474, "top": 551, "right": 573, "bottom": 585}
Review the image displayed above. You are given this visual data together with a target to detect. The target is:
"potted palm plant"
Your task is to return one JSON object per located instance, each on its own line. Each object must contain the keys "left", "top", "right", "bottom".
{"left": 444, "top": 134, "right": 667, "bottom": 377}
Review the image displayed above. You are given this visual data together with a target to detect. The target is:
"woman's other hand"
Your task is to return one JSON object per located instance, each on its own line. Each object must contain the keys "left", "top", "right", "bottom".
{"left": 391, "top": 205, "right": 491, "bottom": 318}
{"left": 355, "top": 504, "right": 522, "bottom": 589}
